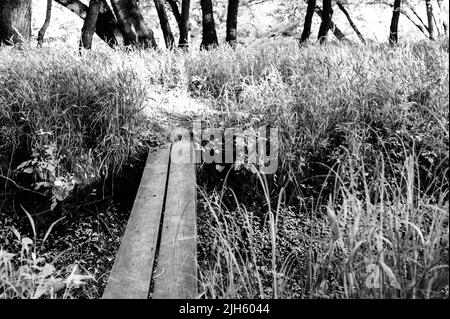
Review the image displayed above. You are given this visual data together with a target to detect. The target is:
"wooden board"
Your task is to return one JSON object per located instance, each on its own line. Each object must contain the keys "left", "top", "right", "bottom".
{"left": 152, "top": 141, "right": 197, "bottom": 299}
{"left": 102, "top": 146, "right": 170, "bottom": 299}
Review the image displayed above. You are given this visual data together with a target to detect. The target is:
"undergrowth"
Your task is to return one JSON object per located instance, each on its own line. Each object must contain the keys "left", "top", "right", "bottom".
{"left": 194, "top": 39, "right": 449, "bottom": 299}
{"left": 1, "top": 38, "right": 448, "bottom": 298}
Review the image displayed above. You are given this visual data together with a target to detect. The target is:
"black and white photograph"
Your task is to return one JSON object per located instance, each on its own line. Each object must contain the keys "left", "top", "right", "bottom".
{"left": 0, "top": 0, "right": 448, "bottom": 306}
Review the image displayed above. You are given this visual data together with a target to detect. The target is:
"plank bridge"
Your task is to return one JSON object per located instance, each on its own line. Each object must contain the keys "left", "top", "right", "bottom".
{"left": 102, "top": 142, "right": 197, "bottom": 299}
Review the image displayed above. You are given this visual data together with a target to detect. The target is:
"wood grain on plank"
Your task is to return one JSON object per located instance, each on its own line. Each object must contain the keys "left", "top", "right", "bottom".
{"left": 152, "top": 141, "right": 197, "bottom": 299}
{"left": 102, "top": 146, "right": 170, "bottom": 299}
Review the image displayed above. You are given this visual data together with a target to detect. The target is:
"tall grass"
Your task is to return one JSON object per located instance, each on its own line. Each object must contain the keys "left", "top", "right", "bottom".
{"left": 198, "top": 153, "right": 448, "bottom": 298}
{"left": 0, "top": 45, "right": 170, "bottom": 208}
{"left": 0, "top": 45, "right": 171, "bottom": 297}
{"left": 194, "top": 39, "right": 449, "bottom": 299}
{"left": 1, "top": 37, "right": 448, "bottom": 298}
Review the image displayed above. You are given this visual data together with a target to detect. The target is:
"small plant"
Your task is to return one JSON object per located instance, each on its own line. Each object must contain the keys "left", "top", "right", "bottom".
{"left": 0, "top": 209, "right": 93, "bottom": 299}
{"left": 0, "top": 238, "right": 92, "bottom": 299}
{"left": 16, "top": 141, "right": 82, "bottom": 210}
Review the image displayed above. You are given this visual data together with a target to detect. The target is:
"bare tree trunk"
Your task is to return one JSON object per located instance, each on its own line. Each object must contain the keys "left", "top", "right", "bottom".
{"left": 178, "top": 0, "right": 190, "bottom": 49}
{"left": 381, "top": 1, "right": 428, "bottom": 37}
{"left": 110, "top": 0, "right": 138, "bottom": 46}
{"left": 154, "top": 0, "right": 174, "bottom": 48}
{"left": 55, "top": 0, "right": 122, "bottom": 46}
{"left": 0, "top": 0, "right": 31, "bottom": 44}
{"left": 437, "top": 0, "right": 448, "bottom": 35}
{"left": 404, "top": 0, "right": 429, "bottom": 33}
{"left": 336, "top": 0, "right": 365, "bottom": 44}
{"left": 314, "top": 5, "right": 345, "bottom": 41}
{"left": 80, "top": 0, "right": 102, "bottom": 50}
{"left": 300, "top": 0, "right": 316, "bottom": 44}
{"left": 37, "top": 0, "right": 52, "bottom": 46}
{"left": 431, "top": 10, "right": 442, "bottom": 36}
{"left": 166, "top": 0, "right": 182, "bottom": 31}
{"left": 200, "top": 0, "right": 218, "bottom": 49}
{"left": 317, "top": 0, "right": 332, "bottom": 43}
{"left": 226, "top": 0, "right": 239, "bottom": 46}
{"left": 389, "top": 0, "right": 401, "bottom": 45}
{"left": 400, "top": 8, "right": 428, "bottom": 36}
{"left": 111, "top": 0, "right": 157, "bottom": 48}
{"left": 134, "top": 11, "right": 157, "bottom": 48}
{"left": 425, "top": 0, "right": 434, "bottom": 40}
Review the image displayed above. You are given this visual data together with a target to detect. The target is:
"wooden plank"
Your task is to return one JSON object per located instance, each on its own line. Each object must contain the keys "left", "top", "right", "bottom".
{"left": 152, "top": 141, "right": 197, "bottom": 299}
{"left": 102, "top": 146, "right": 170, "bottom": 299}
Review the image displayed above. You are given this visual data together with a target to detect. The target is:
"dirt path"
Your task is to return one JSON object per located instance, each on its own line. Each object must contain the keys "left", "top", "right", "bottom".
{"left": 142, "top": 87, "right": 219, "bottom": 136}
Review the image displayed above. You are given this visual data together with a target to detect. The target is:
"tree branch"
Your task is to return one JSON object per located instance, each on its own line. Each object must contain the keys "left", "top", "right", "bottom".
{"left": 336, "top": 0, "right": 365, "bottom": 44}
{"left": 54, "top": 0, "right": 122, "bottom": 46}
{"left": 314, "top": 5, "right": 346, "bottom": 41}
{"left": 166, "top": 0, "right": 182, "bottom": 30}
{"left": 38, "top": 0, "right": 52, "bottom": 46}
{"left": 404, "top": 0, "right": 430, "bottom": 33}
{"left": 381, "top": 1, "right": 429, "bottom": 38}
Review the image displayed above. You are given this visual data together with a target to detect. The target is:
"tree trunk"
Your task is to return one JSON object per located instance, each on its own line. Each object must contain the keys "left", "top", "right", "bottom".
{"left": 0, "top": 0, "right": 31, "bottom": 44}
{"left": 178, "top": 0, "right": 191, "bottom": 49}
{"left": 381, "top": 1, "right": 428, "bottom": 37}
{"left": 389, "top": 0, "right": 401, "bottom": 45}
{"left": 437, "top": 0, "right": 448, "bottom": 35}
{"left": 336, "top": 0, "right": 365, "bottom": 44}
{"left": 55, "top": 0, "right": 122, "bottom": 47}
{"left": 38, "top": 0, "right": 52, "bottom": 46}
{"left": 131, "top": 1, "right": 157, "bottom": 48}
{"left": 425, "top": 0, "right": 434, "bottom": 40}
{"left": 154, "top": 0, "right": 174, "bottom": 48}
{"left": 404, "top": 0, "right": 429, "bottom": 33}
{"left": 399, "top": 8, "right": 427, "bottom": 36}
{"left": 226, "top": 0, "right": 239, "bottom": 46}
{"left": 110, "top": 0, "right": 139, "bottom": 46}
{"left": 166, "top": 0, "right": 182, "bottom": 31}
{"left": 80, "top": 0, "right": 102, "bottom": 50}
{"left": 110, "top": 0, "right": 157, "bottom": 48}
{"left": 431, "top": 9, "right": 442, "bottom": 36}
{"left": 314, "top": 5, "right": 345, "bottom": 41}
{"left": 200, "top": 0, "right": 218, "bottom": 49}
{"left": 317, "top": 0, "right": 332, "bottom": 43}
{"left": 300, "top": 0, "right": 316, "bottom": 44}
